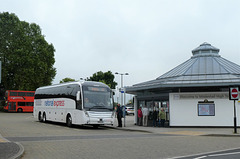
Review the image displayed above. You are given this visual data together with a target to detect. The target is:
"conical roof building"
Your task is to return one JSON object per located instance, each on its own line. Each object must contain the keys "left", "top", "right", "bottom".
{"left": 126, "top": 42, "right": 240, "bottom": 94}
{"left": 126, "top": 43, "right": 240, "bottom": 127}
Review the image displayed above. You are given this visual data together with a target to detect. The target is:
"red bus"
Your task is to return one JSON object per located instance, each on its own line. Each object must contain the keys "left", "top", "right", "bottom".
{"left": 4, "top": 90, "right": 35, "bottom": 112}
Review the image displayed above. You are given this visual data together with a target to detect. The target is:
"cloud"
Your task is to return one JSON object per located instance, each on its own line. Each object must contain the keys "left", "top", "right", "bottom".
{"left": 1, "top": 0, "right": 240, "bottom": 87}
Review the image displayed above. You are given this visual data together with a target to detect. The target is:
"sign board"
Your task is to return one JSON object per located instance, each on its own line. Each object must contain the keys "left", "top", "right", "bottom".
{"left": 229, "top": 87, "right": 239, "bottom": 100}
{"left": 198, "top": 103, "right": 215, "bottom": 116}
{"left": 119, "top": 88, "right": 125, "bottom": 93}
{"left": 229, "top": 87, "right": 239, "bottom": 133}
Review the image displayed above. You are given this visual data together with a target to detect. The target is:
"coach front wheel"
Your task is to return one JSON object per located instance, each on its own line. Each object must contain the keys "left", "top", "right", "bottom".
{"left": 66, "top": 114, "right": 72, "bottom": 127}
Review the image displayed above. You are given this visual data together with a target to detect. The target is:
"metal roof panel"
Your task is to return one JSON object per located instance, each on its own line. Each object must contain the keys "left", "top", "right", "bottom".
{"left": 127, "top": 43, "right": 240, "bottom": 93}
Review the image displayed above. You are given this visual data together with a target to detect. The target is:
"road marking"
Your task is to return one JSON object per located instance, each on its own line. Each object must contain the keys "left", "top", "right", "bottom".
{"left": 209, "top": 151, "right": 240, "bottom": 157}
{"left": 194, "top": 156, "right": 207, "bottom": 159}
{"left": 170, "top": 147, "right": 240, "bottom": 159}
{"left": 0, "top": 137, "right": 9, "bottom": 143}
{"left": 6, "top": 133, "right": 176, "bottom": 142}
{"left": 193, "top": 151, "right": 240, "bottom": 159}
{"left": 0, "top": 139, "right": 8, "bottom": 142}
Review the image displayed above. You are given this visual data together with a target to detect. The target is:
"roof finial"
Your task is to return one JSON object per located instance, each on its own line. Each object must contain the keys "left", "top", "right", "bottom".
{"left": 192, "top": 42, "right": 220, "bottom": 56}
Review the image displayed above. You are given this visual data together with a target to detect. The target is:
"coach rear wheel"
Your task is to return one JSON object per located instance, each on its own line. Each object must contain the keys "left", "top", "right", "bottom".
{"left": 66, "top": 115, "right": 72, "bottom": 127}
{"left": 38, "top": 112, "right": 43, "bottom": 122}
{"left": 42, "top": 112, "right": 47, "bottom": 123}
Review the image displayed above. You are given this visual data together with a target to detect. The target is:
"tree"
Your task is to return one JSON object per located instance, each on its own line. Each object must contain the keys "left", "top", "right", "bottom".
{"left": 0, "top": 12, "right": 56, "bottom": 91}
{"left": 60, "top": 77, "right": 75, "bottom": 83}
{"left": 87, "top": 71, "right": 117, "bottom": 89}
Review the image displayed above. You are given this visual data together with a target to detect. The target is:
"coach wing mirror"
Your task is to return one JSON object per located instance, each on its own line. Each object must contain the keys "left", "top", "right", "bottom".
{"left": 76, "top": 91, "right": 81, "bottom": 101}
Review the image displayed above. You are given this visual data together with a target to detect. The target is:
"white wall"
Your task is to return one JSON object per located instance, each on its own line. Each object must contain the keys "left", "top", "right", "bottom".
{"left": 169, "top": 92, "right": 240, "bottom": 127}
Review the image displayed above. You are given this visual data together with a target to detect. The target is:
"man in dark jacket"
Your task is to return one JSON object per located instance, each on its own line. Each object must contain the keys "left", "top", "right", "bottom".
{"left": 116, "top": 104, "right": 122, "bottom": 127}
{"left": 152, "top": 108, "right": 158, "bottom": 127}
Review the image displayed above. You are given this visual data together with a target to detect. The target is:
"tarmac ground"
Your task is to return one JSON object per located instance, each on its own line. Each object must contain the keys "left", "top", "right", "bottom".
{"left": 1, "top": 115, "right": 240, "bottom": 159}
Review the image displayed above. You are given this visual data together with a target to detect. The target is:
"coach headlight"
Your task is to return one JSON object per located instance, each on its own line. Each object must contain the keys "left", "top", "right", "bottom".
{"left": 111, "top": 111, "right": 115, "bottom": 118}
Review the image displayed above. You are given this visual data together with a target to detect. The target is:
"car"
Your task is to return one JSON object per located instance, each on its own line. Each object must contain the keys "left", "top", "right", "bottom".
{"left": 125, "top": 107, "right": 134, "bottom": 115}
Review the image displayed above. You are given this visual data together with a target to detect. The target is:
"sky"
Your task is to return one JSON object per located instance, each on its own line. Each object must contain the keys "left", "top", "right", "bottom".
{"left": 1, "top": 0, "right": 240, "bottom": 90}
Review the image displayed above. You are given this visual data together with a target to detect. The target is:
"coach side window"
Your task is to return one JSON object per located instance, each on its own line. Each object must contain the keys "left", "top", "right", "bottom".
{"left": 76, "top": 93, "right": 82, "bottom": 110}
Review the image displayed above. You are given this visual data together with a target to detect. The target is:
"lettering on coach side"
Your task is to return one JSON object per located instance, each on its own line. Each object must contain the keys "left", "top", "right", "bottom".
{"left": 45, "top": 100, "right": 54, "bottom": 106}
{"left": 44, "top": 100, "right": 65, "bottom": 107}
{"left": 54, "top": 101, "right": 65, "bottom": 106}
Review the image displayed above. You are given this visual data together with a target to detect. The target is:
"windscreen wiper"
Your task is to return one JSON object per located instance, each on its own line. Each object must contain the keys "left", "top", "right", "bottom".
{"left": 89, "top": 106, "right": 112, "bottom": 111}
{"left": 89, "top": 106, "right": 104, "bottom": 110}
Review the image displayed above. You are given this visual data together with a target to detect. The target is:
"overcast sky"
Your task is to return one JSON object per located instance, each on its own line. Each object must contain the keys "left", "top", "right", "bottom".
{"left": 1, "top": 0, "right": 240, "bottom": 88}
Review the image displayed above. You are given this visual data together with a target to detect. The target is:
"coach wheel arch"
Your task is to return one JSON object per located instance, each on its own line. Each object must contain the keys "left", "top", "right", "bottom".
{"left": 66, "top": 114, "right": 72, "bottom": 127}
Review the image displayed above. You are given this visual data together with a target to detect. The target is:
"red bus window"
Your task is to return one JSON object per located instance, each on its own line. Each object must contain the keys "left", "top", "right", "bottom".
{"left": 26, "top": 93, "right": 34, "bottom": 97}
{"left": 18, "top": 102, "right": 33, "bottom": 106}
{"left": 10, "top": 92, "right": 18, "bottom": 96}
{"left": 18, "top": 92, "right": 25, "bottom": 96}
{"left": 18, "top": 102, "right": 25, "bottom": 106}
{"left": 26, "top": 102, "right": 34, "bottom": 106}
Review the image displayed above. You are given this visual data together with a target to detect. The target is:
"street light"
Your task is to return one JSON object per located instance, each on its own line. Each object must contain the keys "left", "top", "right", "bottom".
{"left": 115, "top": 72, "right": 129, "bottom": 127}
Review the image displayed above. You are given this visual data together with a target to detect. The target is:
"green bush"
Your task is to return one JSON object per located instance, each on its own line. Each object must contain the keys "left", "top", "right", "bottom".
{"left": 0, "top": 105, "right": 4, "bottom": 112}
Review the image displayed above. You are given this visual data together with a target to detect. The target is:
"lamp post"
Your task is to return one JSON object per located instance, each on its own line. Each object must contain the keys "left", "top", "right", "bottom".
{"left": 115, "top": 72, "right": 129, "bottom": 127}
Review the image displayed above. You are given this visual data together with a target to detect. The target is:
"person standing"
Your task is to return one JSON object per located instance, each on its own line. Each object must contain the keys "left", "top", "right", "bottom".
{"left": 152, "top": 108, "right": 158, "bottom": 127}
{"left": 142, "top": 106, "right": 149, "bottom": 126}
{"left": 159, "top": 108, "right": 166, "bottom": 127}
{"left": 137, "top": 107, "right": 143, "bottom": 126}
{"left": 116, "top": 104, "right": 123, "bottom": 127}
